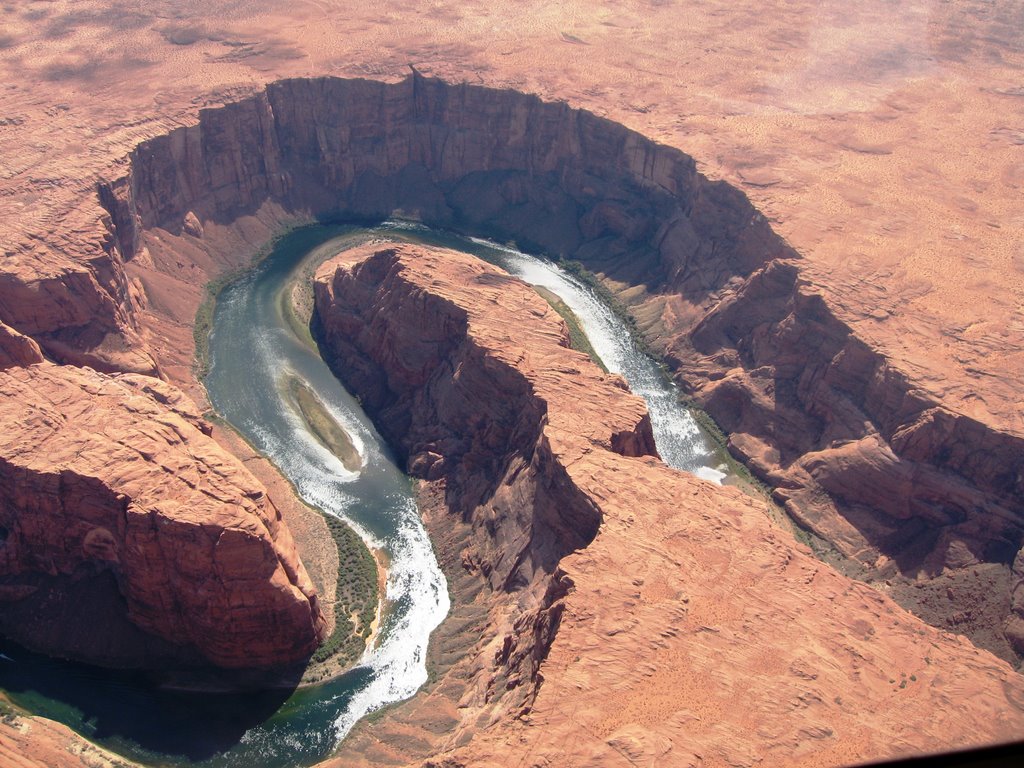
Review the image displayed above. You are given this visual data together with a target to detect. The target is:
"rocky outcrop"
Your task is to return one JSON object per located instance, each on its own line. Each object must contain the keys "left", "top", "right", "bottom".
{"left": 0, "top": 357, "right": 326, "bottom": 669}
{"left": 312, "top": 243, "right": 1024, "bottom": 766}
{"left": 0, "top": 66, "right": 1019, "bottom": 720}
{"left": 314, "top": 243, "right": 657, "bottom": 710}
{"left": 1, "top": 707, "right": 128, "bottom": 768}
{"left": 102, "top": 74, "right": 781, "bottom": 289}
{"left": 89, "top": 73, "right": 1022, "bottom": 662}
{"left": 0, "top": 213, "right": 158, "bottom": 377}
{"left": 314, "top": 244, "right": 657, "bottom": 590}
{"left": 0, "top": 322, "right": 43, "bottom": 370}
{"left": 650, "top": 256, "right": 1024, "bottom": 660}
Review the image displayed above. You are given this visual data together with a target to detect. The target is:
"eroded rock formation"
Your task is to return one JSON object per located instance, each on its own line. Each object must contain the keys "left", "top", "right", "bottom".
{"left": 1, "top": 70, "right": 1022, "bottom": 764}
{"left": 315, "top": 242, "right": 657, "bottom": 711}
{"left": 0, "top": 350, "right": 326, "bottom": 669}
{"left": 654, "top": 256, "right": 1024, "bottom": 659}
{"left": 312, "top": 243, "right": 1024, "bottom": 766}
{"left": 80, "top": 73, "right": 1022, "bottom": 661}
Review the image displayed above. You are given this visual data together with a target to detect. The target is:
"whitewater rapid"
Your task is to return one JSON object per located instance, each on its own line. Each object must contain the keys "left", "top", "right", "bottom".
{"left": 205, "top": 231, "right": 450, "bottom": 764}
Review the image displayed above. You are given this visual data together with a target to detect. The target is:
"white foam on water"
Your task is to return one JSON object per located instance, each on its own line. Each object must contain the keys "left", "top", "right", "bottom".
{"left": 484, "top": 244, "right": 724, "bottom": 482}
{"left": 332, "top": 500, "right": 449, "bottom": 740}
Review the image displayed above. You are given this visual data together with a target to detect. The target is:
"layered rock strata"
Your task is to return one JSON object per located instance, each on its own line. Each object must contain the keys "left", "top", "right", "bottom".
{"left": 313, "top": 243, "right": 1024, "bottom": 766}
{"left": 651, "top": 258, "right": 1024, "bottom": 660}
{"left": 315, "top": 242, "right": 658, "bottom": 712}
{"left": 71, "top": 74, "right": 1022, "bottom": 660}
{"left": 0, "top": 342, "right": 326, "bottom": 669}
{"left": 0, "top": 70, "right": 1020, "bottom": 761}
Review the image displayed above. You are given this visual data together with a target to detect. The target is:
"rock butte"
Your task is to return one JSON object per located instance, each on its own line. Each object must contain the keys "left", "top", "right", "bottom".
{"left": 0, "top": 1, "right": 1022, "bottom": 764}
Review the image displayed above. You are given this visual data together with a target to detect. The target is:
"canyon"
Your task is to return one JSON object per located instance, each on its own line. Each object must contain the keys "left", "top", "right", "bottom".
{"left": 92, "top": 73, "right": 1024, "bottom": 666}
{"left": 0, "top": 320, "right": 326, "bottom": 670}
{"left": 1, "top": 1, "right": 1023, "bottom": 765}
{"left": 313, "top": 241, "right": 1024, "bottom": 766}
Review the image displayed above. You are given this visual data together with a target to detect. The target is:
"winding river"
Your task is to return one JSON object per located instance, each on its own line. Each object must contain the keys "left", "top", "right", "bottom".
{"left": 0, "top": 222, "right": 727, "bottom": 767}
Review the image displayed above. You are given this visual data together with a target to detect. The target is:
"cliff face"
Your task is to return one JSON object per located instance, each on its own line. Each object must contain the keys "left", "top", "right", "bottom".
{"left": 0, "top": 69, "right": 1020, "bottom": 705}
{"left": 659, "top": 257, "right": 1024, "bottom": 658}
{"left": 312, "top": 243, "right": 1024, "bottom": 767}
{"left": 0, "top": 353, "right": 326, "bottom": 669}
{"left": 314, "top": 243, "right": 657, "bottom": 712}
{"left": 314, "top": 244, "right": 657, "bottom": 592}
{"left": 86, "top": 73, "right": 1022, "bottom": 661}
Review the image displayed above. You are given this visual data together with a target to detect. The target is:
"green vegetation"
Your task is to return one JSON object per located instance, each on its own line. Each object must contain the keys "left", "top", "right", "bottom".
{"left": 0, "top": 696, "right": 21, "bottom": 726}
{"left": 312, "top": 515, "right": 379, "bottom": 667}
{"left": 681, "top": 395, "right": 817, "bottom": 540}
{"left": 533, "top": 285, "right": 609, "bottom": 372}
{"left": 286, "top": 375, "right": 362, "bottom": 472}
{"left": 683, "top": 400, "right": 772, "bottom": 492}
{"left": 193, "top": 266, "right": 249, "bottom": 381}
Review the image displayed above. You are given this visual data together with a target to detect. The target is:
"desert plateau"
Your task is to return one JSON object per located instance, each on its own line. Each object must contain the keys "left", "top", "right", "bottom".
{"left": 1, "top": 1, "right": 1023, "bottom": 767}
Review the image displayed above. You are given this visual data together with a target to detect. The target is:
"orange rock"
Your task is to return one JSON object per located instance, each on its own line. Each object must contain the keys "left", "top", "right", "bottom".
{"left": 0, "top": 709, "right": 126, "bottom": 768}
{"left": 0, "top": 360, "right": 326, "bottom": 669}
{"left": 314, "top": 243, "right": 1024, "bottom": 766}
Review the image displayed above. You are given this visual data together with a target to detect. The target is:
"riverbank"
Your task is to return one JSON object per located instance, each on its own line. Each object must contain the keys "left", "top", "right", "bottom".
{"left": 207, "top": 418, "right": 383, "bottom": 691}
{"left": 197, "top": 227, "right": 392, "bottom": 690}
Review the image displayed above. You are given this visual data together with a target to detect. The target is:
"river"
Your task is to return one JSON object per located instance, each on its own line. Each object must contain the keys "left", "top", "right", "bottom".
{"left": 0, "top": 222, "right": 728, "bottom": 767}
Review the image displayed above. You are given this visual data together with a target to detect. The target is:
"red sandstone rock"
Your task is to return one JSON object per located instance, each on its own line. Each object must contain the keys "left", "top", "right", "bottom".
{"left": 25, "top": 71, "right": 1016, "bottom": 663}
{"left": 0, "top": 709, "right": 126, "bottom": 768}
{"left": 0, "top": 360, "right": 326, "bottom": 669}
{"left": 94, "top": 74, "right": 1024, "bottom": 663}
{"left": 315, "top": 243, "right": 658, "bottom": 590}
{"left": 312, "top": 243, "right": 1024, "bottom": 767}
{"left": 0, "top": 322, "right": 43, "bottom": 370}
{"left": 647, "top": 253, "right": 1024, "bottom": 661}
{"left": 3, "top": 4, "right": 1021, "bottom": 766}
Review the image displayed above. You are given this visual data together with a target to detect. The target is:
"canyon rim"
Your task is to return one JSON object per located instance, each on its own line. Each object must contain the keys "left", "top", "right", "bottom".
{"left": 1, "top": 2, "right": 1024, "bottom": 767}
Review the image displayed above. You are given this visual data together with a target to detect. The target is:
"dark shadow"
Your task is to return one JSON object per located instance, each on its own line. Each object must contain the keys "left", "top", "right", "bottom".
{"left": 0, "top": 637, "right": 296, "bottom": 762}
{"left": 856, "top": 740, "right": 1024, "bottom": 768}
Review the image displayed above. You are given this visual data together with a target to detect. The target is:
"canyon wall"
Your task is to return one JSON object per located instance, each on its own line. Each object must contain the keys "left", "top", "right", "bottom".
{"left": 314, "top": 242, "right": 657, "bottom": 712}
{"left": 80, "top": 73, "right": 1023, "bottom": 662}
{"left": 312, "top": 243, "right": 1024, "bottom": 767}
{"left": 1, "top": 71, "right": 1020, "bottom": 678}
{"left": 660, "top": 257, "right": 1024, "bottom": 659}
{"left": 0, "top": 321, "right": 326, "bottom": 669}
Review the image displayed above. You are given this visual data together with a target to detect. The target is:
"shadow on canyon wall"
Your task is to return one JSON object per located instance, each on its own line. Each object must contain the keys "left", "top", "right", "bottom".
{"left": 88, "top": 73, "right": 1022, "bottom": 663}
{"left": 0, "top": 632, "right": 314, "bottom": 761}
{"left": 1, "top": 72, "right": 1020, "bottom": 688}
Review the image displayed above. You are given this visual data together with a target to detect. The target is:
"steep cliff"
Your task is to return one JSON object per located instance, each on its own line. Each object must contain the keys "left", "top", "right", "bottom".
{"left": 0, "top": 68, "right": 1019, "bottom": 712}
{"left": 312, "top": 243, "right": 1024, "bottom": 767}
{"left": 87, "top": 73, "right": 1023, "bottom": 661}
{"left": 653, "top": 257, "right": 1024, "bottom": 659}
{"left": 314, "top": 242, "right": 657, "bottom": 712}
{"left": 0, "top": 355, "right": 326, "bottom": 669}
